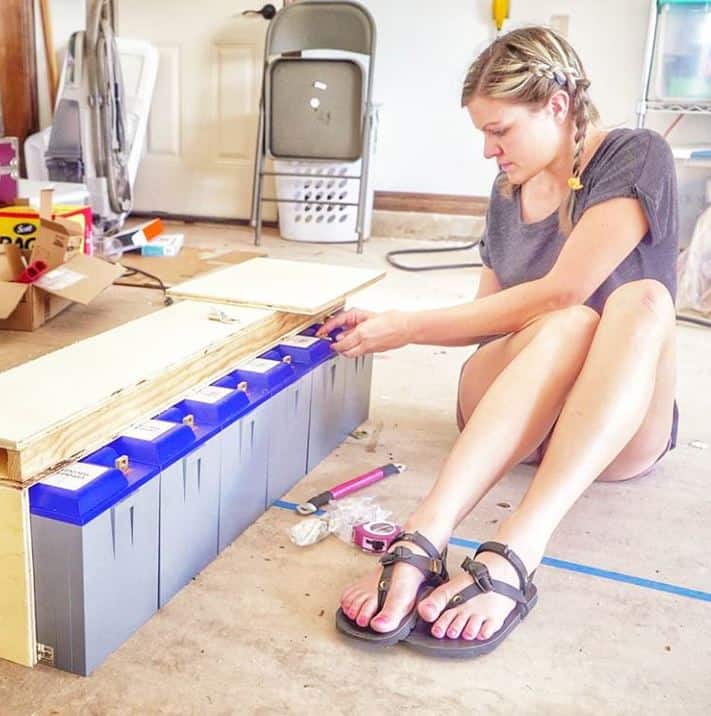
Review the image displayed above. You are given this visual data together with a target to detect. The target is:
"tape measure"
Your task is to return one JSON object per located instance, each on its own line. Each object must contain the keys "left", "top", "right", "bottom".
{"left": 352, "top": 521, "right": 402, "bottom": 553}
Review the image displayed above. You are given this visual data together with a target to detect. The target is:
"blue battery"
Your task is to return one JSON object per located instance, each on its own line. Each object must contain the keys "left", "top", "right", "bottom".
{"left": 30, "top": 449, "right": 160, "bottom": 676}
{"left": 149, "top": 405, "right": 222, "bottom": 607}
{"left": 217, "top": 354, "right": 304, "bottom": 507}
{"left": 259, "top": 342, "right": 322, "bottom": 504}
{"left": 105, "top": 415, "right": 217, "bottom": 608}
{"left": 298, "top": 326, "right": 348, "bottom": 471}
{"left": 340, "top": 353, "right": 373, "bottom": 435}
{"left": 299, "top": 323, "right": 373, "bottom": 457}
{"left": 183, "top": 380, "right": 270, "bottom": 553}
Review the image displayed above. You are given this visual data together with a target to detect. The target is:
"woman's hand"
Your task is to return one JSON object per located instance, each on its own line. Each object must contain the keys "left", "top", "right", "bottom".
{"left": 316, "top": 308, "right": 376, "bottom": 337}
{"left": 319, "top": 309, "right": 413, "bottom": 357}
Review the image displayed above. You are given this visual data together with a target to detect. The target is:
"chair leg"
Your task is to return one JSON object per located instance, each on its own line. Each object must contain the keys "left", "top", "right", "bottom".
{"left": 251, "top": 101, "right": 266, "bottom": 246}
{"left": 355, "top": 109, "right": 374, "bottom": 254}
{"left": 255, "top": 187, "right": 264, "bottom": 247}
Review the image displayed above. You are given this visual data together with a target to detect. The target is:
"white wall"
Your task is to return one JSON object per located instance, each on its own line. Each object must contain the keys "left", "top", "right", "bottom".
{"left": 35, "top": 0, "right": 707, "bottom": 198}
{"left": 358, "top": 0, "right": 664, "bottom": 196}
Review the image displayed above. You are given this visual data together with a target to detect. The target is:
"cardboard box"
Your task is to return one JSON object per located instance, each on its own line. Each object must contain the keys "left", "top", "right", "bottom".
{"left": 0, "top": 198, "right": 123, "bottom": 331}
{"left": 0, "top": 204, "right": 92, "bottom": 253}
{"left": 140, "top": 233, "right": 184, "bottom": 257}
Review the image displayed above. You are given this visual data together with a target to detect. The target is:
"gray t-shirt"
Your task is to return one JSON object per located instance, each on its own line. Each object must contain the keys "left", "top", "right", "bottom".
{"left": 479, "top": 127, "right": 679, "bottom": 314}
{"left": 477, "top": 127, "right": 679, "bottom": 448}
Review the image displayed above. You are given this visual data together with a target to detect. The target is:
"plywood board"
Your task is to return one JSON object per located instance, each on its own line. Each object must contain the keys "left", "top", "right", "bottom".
{"left": 0, "top": 484, "right": 36, "bottom": 667}
{"left": 167, "top": 257, "right": 385, "bottom": 315}
{"left": 0, "top": 299, "right": 340, "bottom": 481}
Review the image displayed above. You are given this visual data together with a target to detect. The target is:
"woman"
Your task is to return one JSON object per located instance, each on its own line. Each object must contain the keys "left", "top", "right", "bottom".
{"left": 319, "top": 26, "right": 679, "bottom": 658}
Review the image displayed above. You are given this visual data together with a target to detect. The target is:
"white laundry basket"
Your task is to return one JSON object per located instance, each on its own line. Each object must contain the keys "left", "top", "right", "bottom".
{"left": 274, "top": 159, "right": 374, "bottom": 243}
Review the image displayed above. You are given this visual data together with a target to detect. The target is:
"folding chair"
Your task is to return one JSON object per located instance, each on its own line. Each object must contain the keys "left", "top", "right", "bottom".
{"left": 250, "top": 0, "right": 377, "bottom": 253}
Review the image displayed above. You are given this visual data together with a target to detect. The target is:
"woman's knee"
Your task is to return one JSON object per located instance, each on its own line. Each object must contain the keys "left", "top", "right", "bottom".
{"left": 533, "top": 305, "right": 600, "bottom": 354}
{"left": 603, "top": 280, "right": 675, "bottom": 326}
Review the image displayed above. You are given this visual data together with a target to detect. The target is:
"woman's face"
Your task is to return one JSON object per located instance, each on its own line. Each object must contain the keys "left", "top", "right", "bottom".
{"left": 466, "top": 93, "right": 569, "bottom": 184}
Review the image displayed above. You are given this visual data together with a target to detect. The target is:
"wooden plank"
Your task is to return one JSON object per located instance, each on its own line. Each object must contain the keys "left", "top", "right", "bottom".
{"left": 167, "top": 257, "right": 385, "bottom": 315}
{"left": 0, "top": 300, "right": 339, "bottom": 482}
{"left": 374, "top": 190, "right": 489, "bottom": 216}
{"left": 0, "top": 484, "right": 35, "bottom": 667}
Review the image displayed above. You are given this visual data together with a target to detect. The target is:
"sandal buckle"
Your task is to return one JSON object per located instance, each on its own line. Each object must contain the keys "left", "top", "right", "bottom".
{"left": 429, "top": 558, "right": 442, "bottom": 575}
{"left": 462, "top": 557, "right": 493, "bottom": 592}
{"left": 379, "top": 545, "right": 406, "bottom": 567}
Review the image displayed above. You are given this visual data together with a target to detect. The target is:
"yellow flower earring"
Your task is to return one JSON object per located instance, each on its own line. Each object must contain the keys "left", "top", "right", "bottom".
{"left": 567, "top": 176, "right": 583, "bottom": 191}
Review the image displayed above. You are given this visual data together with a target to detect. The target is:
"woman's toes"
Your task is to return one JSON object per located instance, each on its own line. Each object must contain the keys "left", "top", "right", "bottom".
{"left": 340, "top": 591, "right": 357, "bottom": 614}
{"left": 477, "top": 617, "right": 504, "bottom": 641}
{"left": 462, "top": 615, "right": 484, "bottom": 641}
{"left": 370, "top": 570, "right": 419, "bottom": 632}
{"left": 354, "top": 596, "right": 378, "bottom": 627}
{"left": 418, "top": 582, "right": 456, "bottom": 623}
{"left": 446, "top": 612, "right": 469, "bottom": 640}
{"left": 431, "top": 609, "right": 457, "bottom": 639}
{"left": 345, "top": 592, "right": 369, "bottom": 621}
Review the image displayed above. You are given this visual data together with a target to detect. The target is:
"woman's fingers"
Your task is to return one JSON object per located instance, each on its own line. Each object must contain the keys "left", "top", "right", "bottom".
{"left": 316, "top": 312, "right": 349, "bottom": 336}
{"left": 332, "top": 328, "right": 363, "bottom": 354}
{"left": 316, "top": 308, "right": 374, "bottom": 337}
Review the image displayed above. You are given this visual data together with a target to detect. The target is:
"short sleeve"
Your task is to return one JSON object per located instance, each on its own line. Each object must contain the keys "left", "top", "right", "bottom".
{"left": 578, "top": 129, "right": 677, "bottom": 247}
{"left": 478, "top": 223, "right": 492, "bottom": 268}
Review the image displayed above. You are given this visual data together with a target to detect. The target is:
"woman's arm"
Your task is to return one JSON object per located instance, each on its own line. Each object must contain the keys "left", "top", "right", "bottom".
{"left": 407, "top": 197, "right": 649, "bottom": 344}
{"left": 421, "top": 266, "right": 503, "bottom": 347}
{"left": 331, "top": 197, "right": 649, "bottom": 356}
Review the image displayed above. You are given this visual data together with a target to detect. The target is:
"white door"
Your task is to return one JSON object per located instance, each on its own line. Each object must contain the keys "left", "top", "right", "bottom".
{"left": 117, "top": 1, "right": 275, "bottom": 220}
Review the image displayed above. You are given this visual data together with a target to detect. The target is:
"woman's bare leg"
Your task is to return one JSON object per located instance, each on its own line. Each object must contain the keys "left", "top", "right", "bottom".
{"left": 341, "top": 305, "right": 600, "bottom": 632}
{"left": 420, "top": 279, "right": 676, "bottom": 641}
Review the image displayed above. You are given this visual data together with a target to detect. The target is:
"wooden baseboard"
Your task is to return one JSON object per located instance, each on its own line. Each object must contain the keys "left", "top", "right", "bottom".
{"left": 130, "top": 211, "right": 279, "bottom": 229}
{"left": 374, "top": 191, "right": 488, "bottom": 216}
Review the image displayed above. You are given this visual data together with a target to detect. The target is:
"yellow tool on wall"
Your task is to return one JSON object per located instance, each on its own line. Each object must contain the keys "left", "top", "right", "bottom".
{"left": 493, "top": 0, "right": 509, "bottom": 33}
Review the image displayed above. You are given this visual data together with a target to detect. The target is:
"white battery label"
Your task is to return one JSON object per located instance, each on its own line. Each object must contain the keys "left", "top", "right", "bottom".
{"left": 239, "top": 357, "right": 280, "bottom": 374}
{"left": 279, "top": 335, "right": 320, "bottom": 349}
{"left": 121, "top": 419, "right": 177, "bottom": 441}
{"left": 41, "top": 462, "right": 109, "bottom": 492}
{"left": 184, "top": 386, "right": 233, "bottom": 404}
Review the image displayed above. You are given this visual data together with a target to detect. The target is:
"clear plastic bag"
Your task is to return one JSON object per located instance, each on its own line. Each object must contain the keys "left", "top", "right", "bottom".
{"left": 287, "top": 496, "right": 392, "bottom": 547}
{"left": 677, "top": 205, "right": 711, "bottom": 315}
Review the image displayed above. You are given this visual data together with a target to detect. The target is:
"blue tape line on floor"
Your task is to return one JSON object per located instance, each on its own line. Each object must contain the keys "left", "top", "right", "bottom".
{"left": 273, "top": 500, "right": 711, "bottom": 603}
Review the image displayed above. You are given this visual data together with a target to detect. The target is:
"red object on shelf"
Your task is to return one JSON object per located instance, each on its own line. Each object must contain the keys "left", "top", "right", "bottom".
{"left": 16, "top": 260, "right": 49, "bottom": 284}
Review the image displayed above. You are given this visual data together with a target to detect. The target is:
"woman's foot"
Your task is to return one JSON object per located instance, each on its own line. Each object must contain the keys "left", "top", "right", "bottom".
{"left": 339, "top": 531, "right": 448, "bottom": 633}
{"left": 417, "top": 550, "right": 526, "bottom": 641}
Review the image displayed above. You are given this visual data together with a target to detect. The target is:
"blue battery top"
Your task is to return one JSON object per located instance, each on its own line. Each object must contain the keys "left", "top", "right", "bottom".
{"left": 299, "top": 323, "right": 343, "bottom": 346}
{"left": 154, "top": 402, "right": 222, "bottom": 445}
{"left": 105, "top": 418, "right": 197, "bottom": 468}
{"left": 178, "top": 384, "right": 251, "bottom": 428}
{"left": 271, "top": 332, "right": 332, "bottom": 368}
{"left": 29, "top": 456, "right": 130, "bottom": 526}
{"left": 213, "top": 356, "right": 294, "bottom": 408}
{"left": 82, "top": 446, "right": 160, "bottom": 492}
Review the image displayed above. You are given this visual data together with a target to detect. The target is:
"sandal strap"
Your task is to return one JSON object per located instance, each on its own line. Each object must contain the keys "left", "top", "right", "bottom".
{"left": 375, "top": 532, "right": 449, "bottom": 611}
{"left": 475, "top": 541, "right": 530, "bottom": 592}
{"left": 443, "top": 556, "right": 529, "bottom": 612}
{"left": 399, "top": 531, "right": 441, "bottom": 560}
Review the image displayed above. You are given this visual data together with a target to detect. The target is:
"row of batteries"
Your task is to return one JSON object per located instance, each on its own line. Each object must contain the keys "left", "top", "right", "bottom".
{"left": 29, "top": 323, "right": 373, "bottom": 676}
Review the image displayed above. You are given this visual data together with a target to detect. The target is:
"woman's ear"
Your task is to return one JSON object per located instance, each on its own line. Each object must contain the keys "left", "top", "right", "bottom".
{"left": 548, "top": 90, "right": 570, "bottom": 123}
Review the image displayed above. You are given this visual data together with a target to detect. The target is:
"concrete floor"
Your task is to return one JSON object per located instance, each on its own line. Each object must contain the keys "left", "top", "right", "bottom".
{"left": 1, "top": 223, "right": 710, "bottom": 715}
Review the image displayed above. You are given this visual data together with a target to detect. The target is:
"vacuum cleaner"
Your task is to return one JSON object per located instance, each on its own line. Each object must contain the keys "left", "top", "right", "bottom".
{"left": 25, "top": 0, "right": 158, "bottom": 243}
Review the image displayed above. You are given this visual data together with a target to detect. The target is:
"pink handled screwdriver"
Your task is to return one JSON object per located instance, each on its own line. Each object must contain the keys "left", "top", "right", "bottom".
{"left": 296, "top": 463, "right": 407, "bottom": 515}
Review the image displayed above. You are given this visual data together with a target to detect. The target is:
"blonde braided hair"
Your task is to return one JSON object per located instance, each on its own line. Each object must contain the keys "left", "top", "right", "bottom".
{"left": 462, "top": 27, "right": 599, "bottom": 236}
